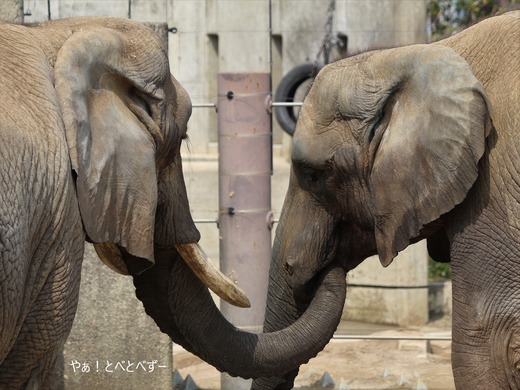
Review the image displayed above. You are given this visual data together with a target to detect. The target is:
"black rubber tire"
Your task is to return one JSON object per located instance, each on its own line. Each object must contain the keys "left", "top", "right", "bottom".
{"left": 274, "top": 62, "right": 323, "bottom": 136}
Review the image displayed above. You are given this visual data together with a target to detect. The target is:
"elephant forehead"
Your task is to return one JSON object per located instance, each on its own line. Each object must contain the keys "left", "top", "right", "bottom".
{"left": 315, "top": 56, "right": 378, "bottom": 117}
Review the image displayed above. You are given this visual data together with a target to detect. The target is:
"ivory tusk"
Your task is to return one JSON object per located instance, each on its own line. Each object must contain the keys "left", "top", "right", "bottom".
{"left": 175, "top": 243, "right": 251, "bottom": 308}
{"left": 94, "top": 243, "right": 129, "bottom": 275}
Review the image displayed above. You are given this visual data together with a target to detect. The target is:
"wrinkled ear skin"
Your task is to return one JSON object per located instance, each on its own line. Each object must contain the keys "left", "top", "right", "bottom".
{"left": 76, "top": 89, "right": 158, "bottom": 272}
{"left": 366, "top": 45, "right": 492, "bottom": 266}
{"left": 55, "top": 24, "right": 174, "bottom": 273}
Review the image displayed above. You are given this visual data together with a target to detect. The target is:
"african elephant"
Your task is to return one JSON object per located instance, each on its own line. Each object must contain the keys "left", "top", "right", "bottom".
{"left": 136, "top": 11, "right": 518, "bottom": 390}
{"left": 250, "top": 11, "right": 520, "bottom": 390}
{"left": 0, "top": 17, "right": 247, "bottom": 388}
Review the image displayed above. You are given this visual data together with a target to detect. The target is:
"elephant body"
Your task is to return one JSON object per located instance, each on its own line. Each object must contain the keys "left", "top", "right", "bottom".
{"left": 439, "top": 15, "right": 520, "bottom": 388}
{"left": 0, "top": 23, "right": 86, "bottom": 386}
{"left": 0, "top": 17, "right": 248, "bottom": 388}
{"left": 253, "top": 11, "right": 520, "bottom": 389}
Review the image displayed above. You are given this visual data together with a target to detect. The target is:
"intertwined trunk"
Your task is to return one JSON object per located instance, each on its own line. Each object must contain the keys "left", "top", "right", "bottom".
{"left": 131, "top": 247, "right": 346, "bottom": 380}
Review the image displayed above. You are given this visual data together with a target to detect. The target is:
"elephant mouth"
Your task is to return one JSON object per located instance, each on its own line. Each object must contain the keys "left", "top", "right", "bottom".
{"left": 293, "top": 275, "right": 319, "bottom": 313}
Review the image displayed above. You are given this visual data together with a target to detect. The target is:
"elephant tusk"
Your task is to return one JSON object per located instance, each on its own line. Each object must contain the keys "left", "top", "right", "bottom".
{"left": 175, "top": 243, "right": 251, "bottom": 308}
{"left": 94, "top": 243, "right": 129, "bottom": 275}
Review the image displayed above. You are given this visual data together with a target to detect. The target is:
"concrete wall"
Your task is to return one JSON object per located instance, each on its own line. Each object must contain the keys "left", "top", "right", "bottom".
{"left": 0, "top": 0, "right": 22, "bottom": 22}
{"left": 344, "top": 245, "right": 429, "bottom": 327}
{"left": 54, "top": 245, "right": 173, "bottom": 390}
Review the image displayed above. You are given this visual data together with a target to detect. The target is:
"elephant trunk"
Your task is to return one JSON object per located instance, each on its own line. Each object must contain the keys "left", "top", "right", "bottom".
{"left": 251, "top": 230, "right": 310, "bottom": 389}
{"left": 170, "top": 256, "right": 346, "bottom": 378}
{"left": 132, "top": 246, "right": 347, "bottom": 379}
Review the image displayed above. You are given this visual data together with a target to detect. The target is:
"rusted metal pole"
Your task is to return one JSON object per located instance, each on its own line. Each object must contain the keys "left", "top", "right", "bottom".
{"left": 217, "top": 73, "right": 272, "bottom": 389}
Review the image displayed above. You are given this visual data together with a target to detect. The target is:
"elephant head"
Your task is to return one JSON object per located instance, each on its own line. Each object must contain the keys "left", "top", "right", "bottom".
{"left": 52, "top": 18, "right": 249, "bottom": 308}
{"left": 253, "top": 14, "right": 520, "bottom": 389}
{"left": 250, "top": 44, "right": 493, "bottom": 388}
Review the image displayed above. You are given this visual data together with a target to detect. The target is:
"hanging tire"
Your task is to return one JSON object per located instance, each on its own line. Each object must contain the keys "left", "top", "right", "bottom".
{"left": 274, "top": 62, "right": 323, "bottom": 136}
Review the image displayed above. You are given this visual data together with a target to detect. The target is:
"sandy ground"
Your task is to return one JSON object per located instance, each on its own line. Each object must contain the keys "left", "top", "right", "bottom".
{"left": 172, "top": 318, "right": 454, "bottom": 389}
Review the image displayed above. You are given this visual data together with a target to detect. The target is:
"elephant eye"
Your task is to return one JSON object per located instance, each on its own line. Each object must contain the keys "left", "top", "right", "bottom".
{"left": 307, "top": 169, "right": 321, "bottom": 184}
{"left": 299, "top": 165, "right": 325, "bottom": 192}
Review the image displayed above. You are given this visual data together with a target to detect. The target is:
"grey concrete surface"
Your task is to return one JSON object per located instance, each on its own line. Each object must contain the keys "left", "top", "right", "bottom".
{"left": 0, "top": 0, "right": 22, "bottom": 22}
{"left": 344, "top": 244, "right": 429, "bottom": 327}
{"left": 57, "top": 244, "right": 173, "bottom": 390}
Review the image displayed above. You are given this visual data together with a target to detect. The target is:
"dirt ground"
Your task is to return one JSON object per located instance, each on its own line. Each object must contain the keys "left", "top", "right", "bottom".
{"left": 173, "top": 317, "right": 454, "bottom": 390}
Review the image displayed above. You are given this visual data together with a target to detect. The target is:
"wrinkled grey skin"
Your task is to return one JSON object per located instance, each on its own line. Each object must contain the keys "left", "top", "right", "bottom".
{"left": 0, "top": 17, "right": 198, "bottom": 388}
{"left": 251, "top": 12, "right": 520, "bottom": 390}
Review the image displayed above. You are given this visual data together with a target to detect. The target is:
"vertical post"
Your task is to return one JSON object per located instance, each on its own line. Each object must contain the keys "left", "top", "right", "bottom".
{"left": 218, "top": 72, "right": 272, "bottom": 390}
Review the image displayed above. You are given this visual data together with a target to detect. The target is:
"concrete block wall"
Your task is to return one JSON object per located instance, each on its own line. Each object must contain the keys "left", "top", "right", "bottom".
{"left": 336, "top": 0, "right": 427, "bottom": 49}
{"left": 54, "top": 245, "right": 173, "bottom": 390}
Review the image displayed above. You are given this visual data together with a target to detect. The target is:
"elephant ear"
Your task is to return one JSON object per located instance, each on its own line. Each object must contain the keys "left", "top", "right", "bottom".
{"left": 367, "top": 45, "right": 492, "bottom": 266}
{"left": 55, "top": 26, "right": 169, "bottom": 273}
